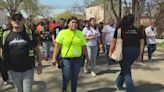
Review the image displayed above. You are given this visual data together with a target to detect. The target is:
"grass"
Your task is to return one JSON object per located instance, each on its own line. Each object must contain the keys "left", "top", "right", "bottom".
{"left": 157, "top": 42, "right": 164, "bottom": 48}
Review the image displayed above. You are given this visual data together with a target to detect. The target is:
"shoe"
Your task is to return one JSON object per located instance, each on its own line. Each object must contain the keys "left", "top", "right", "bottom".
{"left": 3, "top": 81, "right": 9, "bottom": 86}
{"left": 84, "top": 67, "right": 88, "bottom": 73}
{"left": 91, "top": 71, "right": 96, "bottom": 77}
{"left": 116, "top": 86, "right": 126, "bottom": 90}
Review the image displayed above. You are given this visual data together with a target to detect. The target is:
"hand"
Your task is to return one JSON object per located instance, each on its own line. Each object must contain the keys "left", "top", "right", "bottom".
{"left": 109, "top": 53, "right": 112, "bottom": 58}
{"left": 137, "top": 54, "right": 142, "bottom": 62}
{"left": 36, "top": 64, "right": 42, "bottom": 74}
{"left": 86, "top": 57, "right": 91, "bottom": 66}
{"left": 52, "top": 58, "right": 58, "bottom": 67}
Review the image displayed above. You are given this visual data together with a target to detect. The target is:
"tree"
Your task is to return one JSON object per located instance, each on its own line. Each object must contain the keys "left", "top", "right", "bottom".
{"left": 22, "top": 0, "right": 39, "bottom": 17}
{"left": 54, "top": 10, "right": 84, "bottom": 20}
{"left": 132, "top": 0, "right": 146, "bottom": 27}
{"left": 0, "top": 0, "right": 24, "bottom": 16}
{"left": 0, "top": 0, "right": 40, "bottom": 16}
{"left": 110, "top": 0, "right": 122, "bottom": 22}
{"left": 37, "top": 4, "right": 53, "bottom": 18}
{"left": 155, "top": 1, "right": 164, "bottom": 38}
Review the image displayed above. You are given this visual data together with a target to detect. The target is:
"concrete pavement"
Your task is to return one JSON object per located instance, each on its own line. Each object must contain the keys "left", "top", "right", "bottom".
{"left": 0, "top": 48, "right": 164, "bottom": 92}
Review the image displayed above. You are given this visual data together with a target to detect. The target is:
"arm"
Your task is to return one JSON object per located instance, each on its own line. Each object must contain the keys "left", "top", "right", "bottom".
{"left": 109, "top": 38, "right": 117, "bottom": 57}
{"left": 34, "top": 44, "right": 42, "bottom": 74}
{"left": 137, "top": 39, "right": 144, "bottom": 61}
{"left": 82, "top": 45, "right": 90, "bottom": 64}
{"left": 51, "top": 34, "right": 55, "bottom": 44}
{"left": 52, "top": 42, "right": 61, "bottom": 66}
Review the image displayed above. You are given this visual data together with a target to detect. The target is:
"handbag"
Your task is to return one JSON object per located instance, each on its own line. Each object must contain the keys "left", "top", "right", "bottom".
{"left": 111, "top": 28, "right": 123, "bottom": 61}
{"left": 57, "top": 32, "right": 76, "bottom": 69}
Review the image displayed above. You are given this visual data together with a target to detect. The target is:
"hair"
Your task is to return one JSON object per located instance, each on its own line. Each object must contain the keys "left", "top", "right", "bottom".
{"left": 117, "top": 14, "right": 135, "bottom": 31}
{"left": 87, "top": 18, "right": 97, "bottom": 30}
{"left": 65, "top": 16, "right": 79, "bottom": 29}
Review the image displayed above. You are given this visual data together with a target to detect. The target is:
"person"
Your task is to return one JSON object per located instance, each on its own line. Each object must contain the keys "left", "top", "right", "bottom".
{"left": 102, "top": 19, "right": 116, "bottom": 65}
{"left": 109, "top": 14, "right": 144, "bottom": 92}
{"left": 51, "top": 18, "right": 66, "bottom": 44}
{"left": 145, "top": 22, "right": 157, "bottom": 62}
{"left": 52, "top": 17, "right": 89, "bottom": 92}
{"left": 2, "top": 12, "right": 42, "bottom": 92}
{"left": 82, "top": 18, "right": 101, "bottom": 77}
{"left": 97, "top": 22, "right": 104, "bottom": 55}
{"left": 139, "top": 25, "right": 146, "bottom": 62}
{"left": 0, "top": 27, "right": 9, "bottom": 85}
{"left": 40, "top": 22, "right": 51, "bottom": 61}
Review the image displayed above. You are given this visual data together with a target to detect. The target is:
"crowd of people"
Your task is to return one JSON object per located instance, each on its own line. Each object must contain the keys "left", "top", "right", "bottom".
{"left": 0, "top": 12, "right": 157, "bottom": 92}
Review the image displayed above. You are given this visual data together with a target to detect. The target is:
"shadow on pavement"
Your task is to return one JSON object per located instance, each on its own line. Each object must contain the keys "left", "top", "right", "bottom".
{"left": 133, "top": 65, "right": 160, "bottom": 71}
{"left": 33, "top": 81, "right": 46, "bottom": 92}
{"left": 97, "top": 69, "right": 120, "bottom": 75}
{"left": 0, "top": 85, "right": 15, "bottom": 92}
{"left": 87, "top": 87, "right": 116, "bottom": 92}
{"left": 135, "top": 82, "right": 164, "bottom": 92}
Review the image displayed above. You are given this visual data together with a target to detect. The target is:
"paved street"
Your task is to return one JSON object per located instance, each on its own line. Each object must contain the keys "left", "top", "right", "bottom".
{"left": 0, "top": 48, "right": 164, "bottom": 92}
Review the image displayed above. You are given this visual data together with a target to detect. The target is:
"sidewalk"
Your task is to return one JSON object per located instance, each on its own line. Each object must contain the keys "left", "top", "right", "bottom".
{"left": 0, "top": 48, "right": 164, "bottom": 92}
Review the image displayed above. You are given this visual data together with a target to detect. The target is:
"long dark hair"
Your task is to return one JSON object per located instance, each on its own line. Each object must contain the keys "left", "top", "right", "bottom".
{"left": 117, "top": 14, "right": 135, "bottom": 30}
{"left": 65, "top": 16, "right": 79, "bottom": 29}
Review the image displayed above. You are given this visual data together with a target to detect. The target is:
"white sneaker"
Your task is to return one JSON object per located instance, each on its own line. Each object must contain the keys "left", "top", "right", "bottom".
{"left": 3, "top": 81, "right": 8, "bottom": 86}
{"left": 84, "top": 68, "right": 88, "bottom": 73}
{"left": 91, "top": 71, "right": 96, "bottom": 77}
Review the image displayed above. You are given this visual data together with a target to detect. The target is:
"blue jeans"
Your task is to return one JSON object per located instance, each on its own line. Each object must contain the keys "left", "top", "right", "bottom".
{"left": 43, "top": 41, "right": 50, "bottom": 58}
{"left": 116, "top": 47, "right": 139, "bottom": 92}
{"left": 9, "top": 69, "right": 34, "bottom": 92}
{"left": 147, "top": 44, "right": 156, "bottom": 60}
{"left": 85, "top": 46, "right": 98, "bottom": 72}
{"left": 62, "top": 57, "right": 82, "bottom": 92}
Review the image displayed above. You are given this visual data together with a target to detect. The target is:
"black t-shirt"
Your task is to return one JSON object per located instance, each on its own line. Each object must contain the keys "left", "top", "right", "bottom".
{"left": 114, "top": 26, "right": 144, "bottom": 48}
{"left": 41, "top": 30, "right": 51, "bottom": 41}
{"left": 52, "top": 26, "right": 65, "bottom": 38}
{"left": 3, "top": 29, "right": 38, "bottom": 72}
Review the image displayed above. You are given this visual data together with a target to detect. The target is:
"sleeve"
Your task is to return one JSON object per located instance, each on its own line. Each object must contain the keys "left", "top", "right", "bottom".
{"left": 144, "top": 28, "right": 149, "bottom": 36}
{"left": 96, "top": 28, "right": 101, "bottom": 37}
{"left": 82, "top": 27, "right": 87, "bottom": 36}
{"left": 102, "top": 26, "right": 107, "bottom": 32}
{"left": 80, "top": 32, "right": 86, "bottom": 46}
{"left": 55, "top": 30, "right": 64, "bottom": 44}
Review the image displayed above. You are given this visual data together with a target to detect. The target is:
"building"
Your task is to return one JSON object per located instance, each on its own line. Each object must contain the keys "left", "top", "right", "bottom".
{"left": 85, "top": 4, "right": 104, "bottom": 23}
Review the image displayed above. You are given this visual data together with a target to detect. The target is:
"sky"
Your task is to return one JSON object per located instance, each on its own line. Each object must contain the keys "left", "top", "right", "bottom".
{"left": 39, "top": 0, "right": 84, "bottom": 16}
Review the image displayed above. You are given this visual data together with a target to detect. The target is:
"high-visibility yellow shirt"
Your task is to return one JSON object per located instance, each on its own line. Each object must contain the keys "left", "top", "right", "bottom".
{"left": 56, "top": 28, "right": 86, "bottom": 58}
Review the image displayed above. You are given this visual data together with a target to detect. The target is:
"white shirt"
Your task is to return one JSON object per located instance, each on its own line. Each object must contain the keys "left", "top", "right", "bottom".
{"left": 102, "top": 25, "right": 116, "bottom": 45}
{"left": 145, "top": 26, "right": 157, "bottom": 44}
{"left": 82, "top": 27, "right": 100, "bottom": 46}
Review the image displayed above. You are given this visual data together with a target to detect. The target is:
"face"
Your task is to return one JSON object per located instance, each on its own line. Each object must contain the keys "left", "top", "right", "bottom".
{"left": 11, "top": 18, "right": 24, "bottom": 28}
{"left": 109, "top": 19, "right": 114, "bottom": 26}
{"left": 59, "top": 20, "right": 65, "bottom": 27}
{"left": 68, "top": 19, "right": 78, "bottom": 31}
{"left": 90, "top": 19, "right": 96, "bottom": 26}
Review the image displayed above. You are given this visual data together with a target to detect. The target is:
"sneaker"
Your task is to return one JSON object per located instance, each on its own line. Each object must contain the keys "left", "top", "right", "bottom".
{"left": 116, "top": 86, "right": 126, "bottom": 90}
{"left": 84, "top": 68, "right": 89, "bottom": 73}
{"left": 3, "top": 81, "right": 9, "bottom": 86}
{"left": 91, "top": 71, "right": 96, "bottom": 77}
